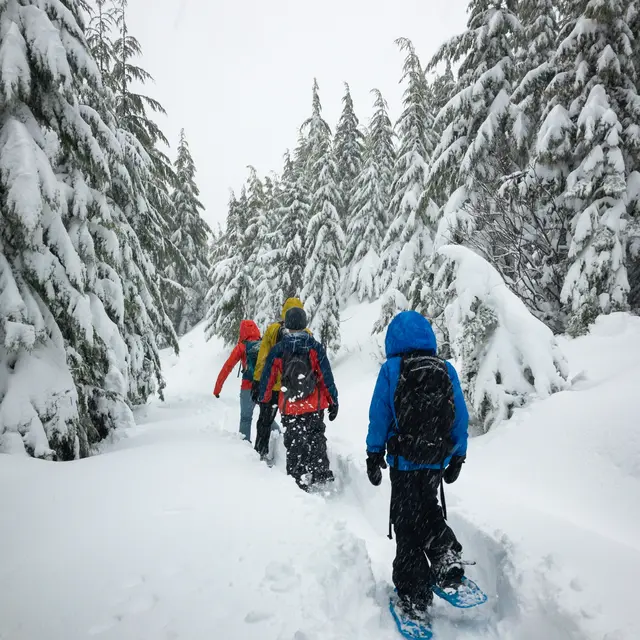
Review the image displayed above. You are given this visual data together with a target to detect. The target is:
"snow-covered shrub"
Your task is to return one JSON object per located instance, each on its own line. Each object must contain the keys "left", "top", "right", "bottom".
{"left": 432, "top": 245, "right": 569, "bottom": 432}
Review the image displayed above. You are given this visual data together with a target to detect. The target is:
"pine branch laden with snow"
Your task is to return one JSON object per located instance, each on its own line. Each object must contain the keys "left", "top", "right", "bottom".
{"left": 301, "top": 80, "right": 344, "bottom": 351}
{"left": 372, "top": 288, "right": 409, "bottom": 335}
{"left": 510, "top": 0, "right": 558, "bottom": 155}
{"left": 432, "top": 245, "right": 569, "bottom": 433}
{"left": 0, "top": 0, "right": 174, "bottom": 459}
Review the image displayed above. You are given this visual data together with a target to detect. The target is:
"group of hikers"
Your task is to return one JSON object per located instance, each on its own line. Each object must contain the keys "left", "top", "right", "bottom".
{"left": 213, "top": 297, "right": 470, "bottom": 620}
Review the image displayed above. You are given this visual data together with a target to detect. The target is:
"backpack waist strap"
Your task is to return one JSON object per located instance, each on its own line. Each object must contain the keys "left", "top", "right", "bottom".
{"left": 387, "top": 433, "right": 451, "bottom": 466}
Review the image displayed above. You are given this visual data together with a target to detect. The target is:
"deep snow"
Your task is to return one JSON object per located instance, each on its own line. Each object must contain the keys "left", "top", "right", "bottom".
{"left": 1, "top": 303, "right": 639, "bottom": 640}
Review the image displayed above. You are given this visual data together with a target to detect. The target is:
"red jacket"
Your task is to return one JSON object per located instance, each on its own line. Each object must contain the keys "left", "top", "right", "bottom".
{"left": 214, "top": 320, "right": 261, "bottom": 395}
{"left": 260, "top": 332, "right": 338, "bottom": 416}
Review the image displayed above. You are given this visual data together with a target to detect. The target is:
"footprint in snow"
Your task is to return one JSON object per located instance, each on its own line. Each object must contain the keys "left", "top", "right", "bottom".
{"left": 263, "top": 561, "right": 301, "bottom": 593}
{"left": 244, "top": 610, "right": 274, "bottom": 623}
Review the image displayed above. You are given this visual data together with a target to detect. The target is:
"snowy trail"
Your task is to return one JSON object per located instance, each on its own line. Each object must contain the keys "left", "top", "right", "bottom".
{"left": 2, "top": 306, "right": 639, "bottom": 640}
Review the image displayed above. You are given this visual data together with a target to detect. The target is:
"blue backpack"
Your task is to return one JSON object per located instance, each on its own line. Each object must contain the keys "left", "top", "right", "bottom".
{"left": 243, "top": 340, "right": 261, "bottom": 382}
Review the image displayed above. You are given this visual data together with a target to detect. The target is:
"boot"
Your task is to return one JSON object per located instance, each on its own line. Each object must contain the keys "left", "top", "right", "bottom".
{"left": 397, "top": 591, "right": 432, "bottom": 620}
{"left": 431, "top": 548, "right": 464, "bottom": 589}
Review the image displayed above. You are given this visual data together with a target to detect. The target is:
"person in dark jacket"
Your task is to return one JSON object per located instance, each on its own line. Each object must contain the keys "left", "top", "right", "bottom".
{"left": 366, "top": 310, "right": 469, "bottom": 618}
{"left": 259, "top": 307, "right": 339, "bottom": 490}
{"left": 252, "top": 297, "right": 306, "bottom": 459}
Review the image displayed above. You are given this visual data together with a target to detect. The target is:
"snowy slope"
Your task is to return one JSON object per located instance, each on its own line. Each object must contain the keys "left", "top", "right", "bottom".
{"left": 1, "top": 304, "right": 639, "bottom": 640}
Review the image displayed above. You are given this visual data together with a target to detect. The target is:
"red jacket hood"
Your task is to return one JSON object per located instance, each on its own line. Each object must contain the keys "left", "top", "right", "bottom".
{"left": 239, "top": 320, "right": 261, "bottom": 342}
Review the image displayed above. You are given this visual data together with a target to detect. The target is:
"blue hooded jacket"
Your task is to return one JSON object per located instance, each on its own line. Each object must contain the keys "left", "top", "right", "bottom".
{"left": 366, "top": 311, "right": 469, "bottom": 471}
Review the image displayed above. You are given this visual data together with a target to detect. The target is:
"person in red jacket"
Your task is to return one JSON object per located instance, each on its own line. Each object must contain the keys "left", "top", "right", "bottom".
{"left": 213, "top": 320, "right": 273, "bottom": 442}
{"left": 259, "top": 307, "right": 338, "bottom": 490}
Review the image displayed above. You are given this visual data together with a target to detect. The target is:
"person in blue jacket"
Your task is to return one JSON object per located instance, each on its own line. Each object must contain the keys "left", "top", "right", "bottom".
{"left": 366, "top": 310, "right": 469, "bottom": 619}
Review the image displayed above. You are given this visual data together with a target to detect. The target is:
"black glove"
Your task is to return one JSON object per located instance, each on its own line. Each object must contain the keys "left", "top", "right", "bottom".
{"left": 366, "top": 451, "right": 387, "bottom": 486}
{"left": 328, "top": 403, "right": 339, "bottom": 421}
{"left": 214, "top": 394, "right": 220, "bottom": 399}
{"left": 443, "top": 455, "right": 466, "bottom": 484}
{"left": 251, "top": 381, "right": 260, "bottom": 404}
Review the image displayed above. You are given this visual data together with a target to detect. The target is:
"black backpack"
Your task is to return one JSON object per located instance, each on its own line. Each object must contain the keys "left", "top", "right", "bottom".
{"left": 281, "top": 351, "right": 317, "bottom": 401}
{"left": 388, "top": 351, "right": 455, "bottom": 466}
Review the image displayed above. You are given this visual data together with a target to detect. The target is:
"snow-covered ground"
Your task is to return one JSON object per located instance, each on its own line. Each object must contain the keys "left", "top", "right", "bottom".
{"left": 2, "top": 303, "right": 640, "bottom": 640}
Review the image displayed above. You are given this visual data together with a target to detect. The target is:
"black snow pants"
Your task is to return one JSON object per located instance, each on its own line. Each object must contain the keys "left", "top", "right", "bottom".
{"left": 390, "top": 467, "right": 462, "bottom": 607}
{"left": 254, "top": 391, "right": 279, "bottom": 458}
{"left": 282, "top": 411, "right": 333, "bottom": 489}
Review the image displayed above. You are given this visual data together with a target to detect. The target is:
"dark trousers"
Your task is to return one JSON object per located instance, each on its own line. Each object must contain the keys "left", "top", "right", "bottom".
{"left": 391, "top": 468, "right": 462, "bottom": 605}
{"left": 282, "top": 411, "right": 333, "bottom": 489}
{"left": 254, "top": 391, "right": 279, "bottom": 457}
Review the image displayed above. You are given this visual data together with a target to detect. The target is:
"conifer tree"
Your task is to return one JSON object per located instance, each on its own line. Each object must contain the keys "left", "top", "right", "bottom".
{"left": 427, "top": 0, "right": 521, "bottom": 216}
{"left": 345, "top": 90, "right": 396, "bottom": 301}
{"left": 376, "top": 39, "right": 432, "bottom": 328}
{"left": 205, "top": 190, "right": 252, "bottom": 345}
{"left": 245, "top": 167, "right": 277, "bottom": 329}
{"left": 273, "top": 150, "right": 310, "bottom": 305}
{"left": 0, "top": 0, "right": 172, "bottom": 458}
{"left": 107, "top": 0, "right": 182, "bottom": 307}
{"left": 166, "top": 130, "right": 211, "bottom": 335}
{"left": 335, "top": 83, "right": 365, "bottom": 226}
{"left": 86, "top": 0, "right": 117, "bottom": 80}
{"left": 542, "top": 0, "right": 640, "bottom": 334}
{"left": 301, "top": 80, "right": 344, "bottom": 350}
{"left": 511, "top": 0, "right": 559, "bottom": 154}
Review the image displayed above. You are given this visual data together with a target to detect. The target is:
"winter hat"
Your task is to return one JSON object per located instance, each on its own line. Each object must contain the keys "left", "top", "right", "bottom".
{"left": 284, "top": 306, "right": 307, "bottom": 331}
{"left": 281, "top": 297, "right": 303, "bottom": 319}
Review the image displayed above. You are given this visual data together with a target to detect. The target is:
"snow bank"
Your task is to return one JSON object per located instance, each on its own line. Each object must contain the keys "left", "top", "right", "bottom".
{"left": 0, "top": 339, "right": 77, "bottom": 459}
{"left": 0, "top": 422, "right": 381, "bottom": 640}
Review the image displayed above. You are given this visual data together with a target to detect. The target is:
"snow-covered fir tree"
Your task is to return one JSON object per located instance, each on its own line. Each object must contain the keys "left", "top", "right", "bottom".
{"left": 260, "top": 173, "right": 287, "bottom": 322}
{"left": 427, "top": 0, "right": 520, "bottom": 223}
{"left": 0, "top": 0, "right": 174, "bottom": 459}
{"left": 540, "top": 0, "right": 640, "bottom": 334}
{"left": 165, "top": 130, "right": 211, "bottom": 335}
{"left": 245, "top": 167, "right": 278, "bottom": 329}
{"left": 334, "top": 83, "right": 365, "bottom": 226}
{"left": 106, "top": 0, "right": 184, "bottom": 312}
{"left": 424, "top": 1, "right": 570, "bottom": 331}
{"left": 273, "top": 150, "right": 310, "bottom": 305}
{"left": 205, "top": 190, "right": 253, "bottom": 345}
{"left": 301, "top": 80, "right": 344, "bottom": 350}
{"left": 376, "top": 39, "right": 432, "bottom": 329}
{"left": 344, "top": 90, "right": 396, "bottom": 301}
{"left": 465, "top": 0, "right": 568, "bottom": 329}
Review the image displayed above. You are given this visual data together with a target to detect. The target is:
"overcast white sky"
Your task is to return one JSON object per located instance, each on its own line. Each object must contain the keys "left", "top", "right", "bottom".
{"left": 128, "top": 0, "right": 469, "bottom": 228}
